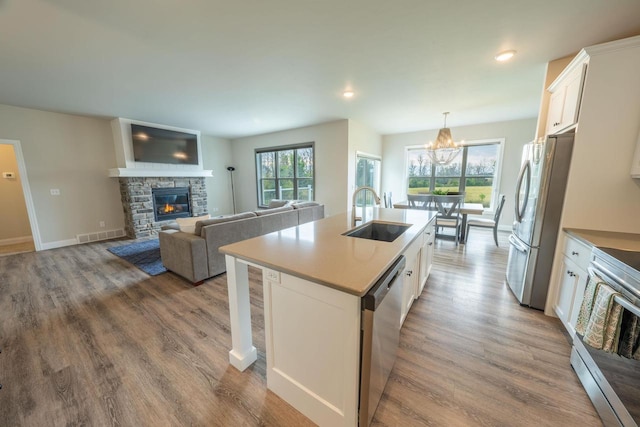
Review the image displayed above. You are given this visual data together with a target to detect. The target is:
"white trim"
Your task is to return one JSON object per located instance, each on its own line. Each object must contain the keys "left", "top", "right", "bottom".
{"left": 108, "top": 168, "right": 213, "bottom": 177}
{"left": 0, "top": 235, "right": 33, "bottom": 245}
{"left": 40, "top": 238, "right": 77, "bottom": 250}
{"left": 0, "top": 139, "right": 42, "bottom": 251}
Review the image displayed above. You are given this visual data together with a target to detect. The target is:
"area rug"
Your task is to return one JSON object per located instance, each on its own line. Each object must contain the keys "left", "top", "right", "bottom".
{"left": 107, "top": 239, "right": 167, "bottom": 276}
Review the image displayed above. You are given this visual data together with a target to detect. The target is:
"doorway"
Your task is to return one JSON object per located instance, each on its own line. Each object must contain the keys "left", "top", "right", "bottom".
{"left": 0, "top": 139, "right": 41, "bottom": 254}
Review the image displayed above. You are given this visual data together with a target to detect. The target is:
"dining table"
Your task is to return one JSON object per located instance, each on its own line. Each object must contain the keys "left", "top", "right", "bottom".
{"left": 393, "top": 199, "right": 484, "bottom": 243}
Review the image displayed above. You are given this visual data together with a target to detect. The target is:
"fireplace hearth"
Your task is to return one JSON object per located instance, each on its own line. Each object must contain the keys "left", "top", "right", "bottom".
{"left": 152, "top": 187, "right": 191, "bottom": 221}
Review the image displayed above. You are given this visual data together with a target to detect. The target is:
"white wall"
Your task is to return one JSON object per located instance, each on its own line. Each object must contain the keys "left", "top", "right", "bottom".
{"left": 0, "top": 104, "right": 123, "bottom": 248}
{"left": 0, "top": 104, "right": 233, "bottom": 248}
{"left": 201, "top": 135, "right": 234, "bottom": 215}
{"left": 381, "top": 118, "right": 537, "bottom": 227}
{"left": 560, "top": 44, "right": 640, "bottom": 232}
{"left": 230, "top": 120, "right": 349, "bottom": 216}
{"left": 0, "top": 144, "right": 32, "bottom": 241}
{"left": 347, "top": 120, "right": 383, "bottom": 206}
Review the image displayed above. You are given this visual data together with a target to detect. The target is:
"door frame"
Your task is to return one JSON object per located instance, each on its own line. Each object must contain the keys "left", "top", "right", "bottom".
{"left": 1, "top": 139, "right": 42, "bottom": 251}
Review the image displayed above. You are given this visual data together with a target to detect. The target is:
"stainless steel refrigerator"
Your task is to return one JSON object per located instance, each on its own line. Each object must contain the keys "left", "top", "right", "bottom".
{"left": 505, "top": 133, "right": 574, "bottom": 310}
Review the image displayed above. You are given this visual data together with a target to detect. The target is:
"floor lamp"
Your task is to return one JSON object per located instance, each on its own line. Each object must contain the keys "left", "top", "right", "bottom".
{"left": 227, "top": 166, "right": 237, "bottom": 214}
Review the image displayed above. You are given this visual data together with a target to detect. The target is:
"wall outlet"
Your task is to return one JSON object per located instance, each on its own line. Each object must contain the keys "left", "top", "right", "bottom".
{"left": 50, "top": 189, "right": 60, "bottom": 196}
{"left": 99, "top": 221, "right": 105, "bottom": 228}
{"left": 212, "top": 207, "right": 219, "bottom": 212}
{"left": 2, "top": 172, "right": 15, "bottom": 179}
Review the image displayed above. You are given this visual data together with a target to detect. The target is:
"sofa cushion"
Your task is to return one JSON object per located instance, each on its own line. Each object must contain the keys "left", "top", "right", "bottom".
{"left": 255, "top": 205, "right": 294, "bottom": 216}
{"left": 194, "top": 212, "right": 257, "bottom": 236}
{"left": 175, "top": 214, "right": 211, "bottom": 234}
{"left": 267, "top": 199, "right": 290, "bottom": 208}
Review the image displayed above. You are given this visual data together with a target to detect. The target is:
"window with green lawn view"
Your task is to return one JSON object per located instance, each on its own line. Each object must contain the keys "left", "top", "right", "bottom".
{"left": 256, "top": 143, "right": 314, "bottom": 207}
{"left": 406, "top": 140, "right": 503, "bottom": 209}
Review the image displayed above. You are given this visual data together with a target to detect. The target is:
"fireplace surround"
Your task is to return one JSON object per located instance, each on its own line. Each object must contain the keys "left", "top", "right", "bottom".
{"left": 118, "top": 177, "right": 207, "bottom": 238}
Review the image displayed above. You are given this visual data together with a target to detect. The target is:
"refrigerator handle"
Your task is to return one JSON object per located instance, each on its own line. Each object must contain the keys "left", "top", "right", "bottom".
{"left": 514, "top": 161, "right": 531, "bottom": 223}
{"left": 509, "top": 234, "right": 529, "bottom": 253}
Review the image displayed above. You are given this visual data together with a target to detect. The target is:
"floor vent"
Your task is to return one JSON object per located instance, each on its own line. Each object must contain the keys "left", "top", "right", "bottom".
{"left": 76, "top": 229, "right": 125, "bottom": 244}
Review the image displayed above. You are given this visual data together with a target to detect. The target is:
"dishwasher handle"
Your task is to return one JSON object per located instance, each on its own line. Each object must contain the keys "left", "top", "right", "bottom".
{"left": 362, "top": 255, "right": 406, "bottom": 311}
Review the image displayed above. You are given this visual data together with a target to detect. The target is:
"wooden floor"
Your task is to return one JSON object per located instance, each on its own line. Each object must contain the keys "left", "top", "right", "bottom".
{"left": 0, "top": 229, "right": 602, "bottom": 426}
{"left": 0, "top": 241, "right": 35, "bottom": 256}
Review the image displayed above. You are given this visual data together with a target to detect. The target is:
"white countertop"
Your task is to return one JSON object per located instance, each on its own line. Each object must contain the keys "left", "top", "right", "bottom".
{"left": 565, "top": 228, "right": 640, "bottom": 251}
{"left": 219, "top": 208, "right": 436, "bottom": 296}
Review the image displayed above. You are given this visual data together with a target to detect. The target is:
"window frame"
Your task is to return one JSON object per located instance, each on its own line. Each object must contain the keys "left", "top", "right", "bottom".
{"left": 404, "top": 138, "right": 505, "bottom": 212}
{"left": 255, "top": 142, "right": 315, "bottom": 208}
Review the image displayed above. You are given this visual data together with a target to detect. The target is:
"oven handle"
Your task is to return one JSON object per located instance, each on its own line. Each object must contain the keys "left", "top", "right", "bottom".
{"left": 589, "top": 261, "right": 640, "bottom": 301}
{"left": 588, "top": 264, "right": 640, "bottom": 316}
{"left": 612, "top": 294, "right": 640, "bottom": 317}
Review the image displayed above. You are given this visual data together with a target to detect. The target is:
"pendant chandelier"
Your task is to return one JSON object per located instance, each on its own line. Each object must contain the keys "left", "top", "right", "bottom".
{"left": 426, "top": 112, "right": 462, "bottom": 165}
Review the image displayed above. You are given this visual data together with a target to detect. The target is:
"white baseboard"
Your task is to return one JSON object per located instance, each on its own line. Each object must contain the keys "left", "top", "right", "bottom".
{"left": 0, "top": 235, "right": 33, "bottom": 245}
{"left": 40, "top": 239, "right": 78, "bottom": 250}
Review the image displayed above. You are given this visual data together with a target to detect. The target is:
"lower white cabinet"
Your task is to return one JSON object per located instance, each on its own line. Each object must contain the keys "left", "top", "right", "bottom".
{"left": 553, "top": 232, "right": 591, "bottom": 335}
{"left": 417, "top": 219, "right": 436, "bottom": 297}
{"left": 401, "top": 238, "right": 420, "bottom": 326}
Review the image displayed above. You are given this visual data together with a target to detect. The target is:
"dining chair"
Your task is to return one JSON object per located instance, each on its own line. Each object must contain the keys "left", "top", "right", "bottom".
{"left": 465, "top": 194, "right": 506, "bottom": 247}
{"left": 433, "top": 194, "right": 464, "bottom": 245}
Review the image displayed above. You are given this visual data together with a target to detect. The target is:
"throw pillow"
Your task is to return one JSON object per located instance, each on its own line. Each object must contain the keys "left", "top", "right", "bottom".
{"left": 175, "top": 214, "right": 211, "bottom": 234}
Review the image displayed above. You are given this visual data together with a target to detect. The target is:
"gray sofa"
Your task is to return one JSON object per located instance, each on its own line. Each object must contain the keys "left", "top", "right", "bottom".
{"left": 159, "top": 202, "right": 324, "bottom": 283}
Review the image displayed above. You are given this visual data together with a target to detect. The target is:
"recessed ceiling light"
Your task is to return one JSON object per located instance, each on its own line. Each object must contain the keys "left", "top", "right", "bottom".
{"left": 495, "top": 50, "right": 516, "bottom": 62}
{"left": 343, "top": 90, "right": 355, "bottom": 98}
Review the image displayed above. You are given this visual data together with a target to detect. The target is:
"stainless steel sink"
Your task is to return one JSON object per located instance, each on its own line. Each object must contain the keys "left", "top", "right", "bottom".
{"left": 343, "top": 221, "right": 411, "bottom": 242}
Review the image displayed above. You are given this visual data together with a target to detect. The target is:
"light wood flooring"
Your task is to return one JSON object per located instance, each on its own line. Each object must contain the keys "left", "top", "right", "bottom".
{"left": 0, "top": 229, "right": 602, "bottom": 426}
{"left": 0, "top": 241, "right": 35, "bottom": 256}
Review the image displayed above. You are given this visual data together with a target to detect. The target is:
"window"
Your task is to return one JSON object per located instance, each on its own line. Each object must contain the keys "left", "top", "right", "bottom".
{"left": 355, "top": 153, "right": 381, "bottom": 206}
{"left": 406, "top": 139, "right": 503, "bottom": 210}
{"left": 256, "top": 143, "right": 314, "bottom": 207}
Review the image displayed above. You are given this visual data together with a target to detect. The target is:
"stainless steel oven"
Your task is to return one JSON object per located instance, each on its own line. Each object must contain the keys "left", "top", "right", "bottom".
{"left": 571, "top": 246, "right": 640, "bottom": 427}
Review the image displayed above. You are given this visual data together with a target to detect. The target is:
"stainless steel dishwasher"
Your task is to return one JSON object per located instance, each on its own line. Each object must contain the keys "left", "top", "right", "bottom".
{"left": 359, "top": 255, "right": 406, "bottom": 427}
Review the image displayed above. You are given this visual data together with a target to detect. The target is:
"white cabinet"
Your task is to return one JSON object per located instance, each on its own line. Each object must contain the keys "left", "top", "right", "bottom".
{"left": 546, "top": 62, "right": 587, "bottom": 135}
{"left": 417, "top": 219, "right": 436, "bottom": 298}
{"left": 553, "top": 233, "right": 591, "bottom": 335}
{"left": 401, "top": 238, "right": 420, "bottom": 326}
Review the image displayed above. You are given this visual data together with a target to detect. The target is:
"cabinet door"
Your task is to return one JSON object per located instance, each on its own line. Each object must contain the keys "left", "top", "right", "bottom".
{"left": 567, "top": 265, "right": 588, "bottom": 334}
{"left": 546, "top": 63, "right": 586, "bottom": 135}
{"left": 546, "top": 89, "right": 565, "bottom": 135}
{"left": 417, "top": 222, "right": 435, "bottom": 298}
{"left": 554, "top": 256, "right": 587, "bottom": 336}
{"left": 555, "top": 257, "right": 578, "bottom": 326}
{"left": 401, "top": 244, "right": 419, "bottom": 326}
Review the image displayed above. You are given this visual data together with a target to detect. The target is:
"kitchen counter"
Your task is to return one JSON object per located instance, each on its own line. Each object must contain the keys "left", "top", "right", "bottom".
{"left": 219, "top": 208, "right": 436, "bottom": 426}
{"left": 220, "top": 208, "right": 436, "bottom": 296}
{"left": 564, "top": 228, "right": 640, "bottom": 251}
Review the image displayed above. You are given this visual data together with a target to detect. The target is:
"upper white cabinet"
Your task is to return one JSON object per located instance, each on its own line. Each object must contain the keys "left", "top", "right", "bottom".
{"left": 546, "top": 61, "right": 587, "bottom": 135}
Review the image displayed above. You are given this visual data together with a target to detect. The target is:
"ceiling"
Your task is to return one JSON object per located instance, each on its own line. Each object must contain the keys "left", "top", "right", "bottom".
{"left": 1, "top": 0, "right": 640, "bottom": 139}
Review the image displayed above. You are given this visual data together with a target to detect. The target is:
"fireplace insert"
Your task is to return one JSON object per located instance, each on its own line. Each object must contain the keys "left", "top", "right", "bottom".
{"left": 152, "top": 187, "right": 191, "bottom": 221}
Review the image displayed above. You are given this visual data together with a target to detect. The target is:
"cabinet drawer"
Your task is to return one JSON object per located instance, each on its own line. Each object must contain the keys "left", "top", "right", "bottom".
{"left": 563, "top": 234, "right": 591, "bottom": 271}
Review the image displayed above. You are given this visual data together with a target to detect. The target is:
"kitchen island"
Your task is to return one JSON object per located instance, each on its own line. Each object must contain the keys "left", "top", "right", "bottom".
{"left": 219, "top": 208, "right": 436, "bottom": 426}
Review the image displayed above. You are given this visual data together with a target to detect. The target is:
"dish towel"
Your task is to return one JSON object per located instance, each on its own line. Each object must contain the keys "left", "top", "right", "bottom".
{"left": 575, "top": 275, "right": 603, "bottom": 336}
{"left": 582, "top": 283, "right": 623, "bottom": 352}
{"left": 617, "top": 309, "right": 640, "bottom": 359}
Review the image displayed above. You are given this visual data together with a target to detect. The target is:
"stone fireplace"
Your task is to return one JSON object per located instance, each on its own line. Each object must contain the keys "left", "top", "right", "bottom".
{"left": 118, "top": 177, "right": 208, "bottom": 238}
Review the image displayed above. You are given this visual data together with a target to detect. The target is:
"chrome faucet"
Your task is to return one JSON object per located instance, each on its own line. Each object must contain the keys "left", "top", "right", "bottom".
{"left": 352, "top": 186, "right": 381, "bottom": 227}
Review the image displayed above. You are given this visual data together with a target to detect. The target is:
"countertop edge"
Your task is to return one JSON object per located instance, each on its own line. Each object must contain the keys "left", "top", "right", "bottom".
{"left": 221, "top": 212, "right": 436, "bottom": 297}
{"left": 564, "top": 228, "right": 640, "bottom": 251}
